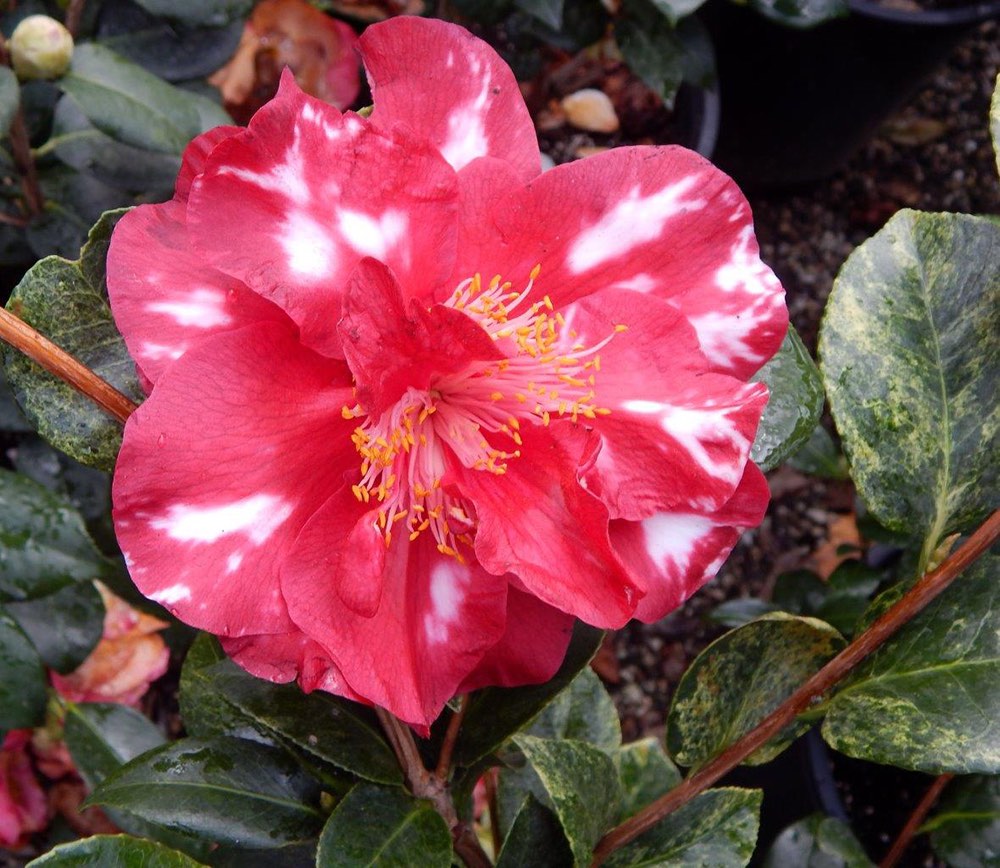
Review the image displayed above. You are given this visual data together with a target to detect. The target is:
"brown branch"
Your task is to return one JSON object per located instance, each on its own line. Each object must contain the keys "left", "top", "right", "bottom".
{"left": 435, "top": 695, "right": 468, "bottom": 779}
{"left": 376, "top": 708, "right": 492, "bottom": 867}
{"left": 0, "top": 38, "right": 45, "bottom": 217}
{"left": 0, "top": 306, "right": 137, "bottom": 424}
{"left": 879, "top": 773, "right": 954, "bottom": 868}
{"left": 64, "top": 0, "right": 86, "bottom": 38}
{"left": 592, "top": 509, "right": 1000, "bottom": 866}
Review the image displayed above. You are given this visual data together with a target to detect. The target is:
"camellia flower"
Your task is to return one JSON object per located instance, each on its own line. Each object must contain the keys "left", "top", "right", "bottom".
{"left": 50, "top": 583, "right": 170, "bottom": 707}
{"left": 108, "top": 17, "right": 786, "bottom": 729}
{"left": 0, "top": 731, "right": 48, "bottom": 849}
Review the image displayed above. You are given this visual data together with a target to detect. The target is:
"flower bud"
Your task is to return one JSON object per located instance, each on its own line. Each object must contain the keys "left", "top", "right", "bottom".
{"left": 8, "top": 15, "right": 74, "bottom": 81}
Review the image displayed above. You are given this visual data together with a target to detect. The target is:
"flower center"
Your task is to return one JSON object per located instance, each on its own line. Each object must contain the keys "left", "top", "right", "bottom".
{"left": 343, "top": 267, "right": 623, "bottom": 561}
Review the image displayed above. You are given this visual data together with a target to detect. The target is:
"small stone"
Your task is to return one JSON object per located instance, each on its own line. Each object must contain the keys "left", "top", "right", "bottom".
{"left": 9, "top": 15, "right": 74, "bottom": 81}
{"left": 561, "top": 88, "right": 619, "bottom": 134}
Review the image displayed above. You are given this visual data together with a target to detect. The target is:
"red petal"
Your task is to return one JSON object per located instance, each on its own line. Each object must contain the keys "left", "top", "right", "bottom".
{"left": 453, "top": 146, "right": 787, "bottom": 378}
{"left": 188, "top": 72, "right": 458, "bottom": 356}
{"left": 113, "top": 321, "right": 355, "bottom": 637}
{"left": 460, "top": 425, "right": 638, "bottom": 628}
{"left": 175, "top": 125, "right": 242, "bottom": 201}
{"left": 339, "top": 259, "right": 501, "bottom": 417}
{"left": 107, "top": 199, "right": 291, "bottom": 385}
{"left": 458, "top": 587, "right": 575, "bottom": 693}
{"left": 282, "top": 533, "right": 510, "bottom": 728}
{"left": 361, "top": 17, "right": 539, "bottom": 182}
{"left": 611, "top": 464, "right": 769, "bottom": 622}
{"left": 569, "top": 288, "right": 769, "bottom": 520}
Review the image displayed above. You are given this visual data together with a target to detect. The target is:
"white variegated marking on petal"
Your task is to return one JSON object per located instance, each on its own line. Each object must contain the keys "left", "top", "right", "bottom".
{"left": 423, "top": 560, "right": 468, "bottom": 644}
{"left": 226, "top": 552, "right": 244, "bottom": 573}
{"left": 151, "top": 494, "right": 292, "bottom": 545}
{"left": 149, "top": 583, "right": 192, "bottom": 605}
{"left": 607, "top": 273, "right": 657, "bottom": 293}
{"left": 141, "top": 342, "right": 184, "bottom": 361}
{"left": 219, "top": 132, "right": 311, "bottom": 207}
{"left": 715, "top": 225, "right": 781, "bottom": 296}
{"left": 337, "top": 208, "right": 407, "bottom": 261}
{"left": 280, "top": 211, "right": 336, "bottom": 278}
{"left": 621, "top": 399, "right": 747, "bottom": 483}
{"left": 147, "top": 288, "right": 232, "bottom": 328}
{"left": 689, "top": 310, "right": 764, "bottom": 371}
{"left": 642, "top": 512, "right": 713, "bottom": 574}
{"left": 440, "top": 58, "right": 491, "bottom": 171}
{"left": 568, "top": 177, "right": 705, "bottom": 274}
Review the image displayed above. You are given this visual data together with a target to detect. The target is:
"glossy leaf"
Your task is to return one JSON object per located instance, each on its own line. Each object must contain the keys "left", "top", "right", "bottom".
{"left": 59, "top": 43, "right": 228, "bottom": 154}
{"left": 132, "top": 0, "right": 253, "bottom": 28}
{"left": 497, "top": 794, "right": 573, "bottom": 868}
{"left": 4, "top": 210, "right": 144, "bottom": 471}
{"left": 787, "top": 425, "right": 850, "bottom": 480}
{"left": 512, "top": 734, "right": 621, "bottom": 866}
{"left": 316, "top": 783, "right": 452, "bottom": 867}
{"left": 521, "top": 668, "right": 621, "bottom": 755}
{"left": 926, "top": 775, "right": 1000, "bottom": 867}
{"left": 615, "top": 1, "right": 684, "bottom": 108}
{"left": 454, "top": 622, "right": 603, "bottom": 767}
{"left": 617, "top": 738, "right": 681, "bottom": 822}
{"left": 0, "top": 469, "right": 112, "bottom": 601}
{"left": 27, "top": 834, "right": 207, "bottom": 867}
{"left": 514, "top": 0, "right": 564, "bottom": 28}
{"left": 708, "top": 597, "right": 780, "bottom": 628}
{"left": 751, "top": 326, "right": 825, "bottom": 472}
{"left": 64, "top": 702, "right": 166, "bottom": 788}
{"left": 668, "top": 614, "right": 845, "bottom": 768}
{"left": 85, "top": 736, "right": 325, "bottom": 848}
{"left": 749, "top": 0, "right": 847, "bottom": 28}
{"left": 762, "top": 814, "right": 874, "bottom": 867}
{"left": 604, "top": 787, "right": 762, "bottom": 867}
{"left": 202, "top": 659, "right": 402, "bottom": 785}
{"left": 0, "top": 606, "right": 48, "bottom": 729}
{"left": 647, "top": 0, "right": 708, "bottom": 27}
{"left": 823, "top": 554, "right": 1000, "bottom": 773}
{"left": 6, "top": 580, "right": 104, "bottom": 673}
{"left": 820, "top": 210, "right": 1000, "bottom": 568}
{"left": 0, "top": 66, "right": 19, "bottom": 136}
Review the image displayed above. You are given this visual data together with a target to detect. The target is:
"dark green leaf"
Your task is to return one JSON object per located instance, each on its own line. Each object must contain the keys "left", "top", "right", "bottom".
{"left": 59, "top": 43, "right": 229, "bottom": 154}
{"left": 615, "top": 0, "right": 685, "bottom": 108}
{"left": 815, "top": 561, "right": 882, "bottom": 637}
{"left": 668, "top": 613, "right": 844, "bottom": 767}
{"left": 520, "top": 668, "right": 621, "bottom": 755}
{"left": 497, "top": 795, "right": 573, "bottom": 868}
{"left": 787, "top": 425, "right": 850, "bottom": 479}
{"left": 179, "top": 633, "right": 269, "bottom": 742}
{"left": 86, "top": 736, "right": 324, "bottom": 848}
{"left": 203, "top": 659, "right": 402, "bottom": 785}
{"left": 0, "top": 469, "right": 112, "bottom": 601}
{"left": 64, "top": 702, "right": 166, "bottom": 789}
{"left": 647, "top": 0, "right": 707, "bottom": 26}
{"left": 316, "top": 783, "right": 452, "bottom": 867}
{"left": 514, "top": 0, "right": 564, "bottom": 28}
{"left": 7, "top": 580, "right": 104, "bottom": 673}
{"left": 616, "top": 738, "right": 681, "bottom": 822}
{"left": 0, "top": 365, "right": 32, "bottom": 432}
{"left": 762, "top": 813, "right": 874, "bottom": 867}
{"left": 0, "top": 605, "right": 48, "bottom": 729}
{"left": 819, "top": 211, "right": 999, "bottom": 570}
{"left": 511, "top": 734, "right": 621, "bottom": 866}
{"left": 707, "top": 597, "right": 780, "bottom": 628}
{"left": 604, "top": 787, "right": 762, "bottom": 867}
{"left": 0, "top": 66, "right": 19, "bottom": 136}
{"left": 926, "top": 775, "right": 1000, "bottom": 867}
{"left": 48, "top": 96, "right": 180, "bottom": 194}
{"left": 455, "top": 622, "right": 603, "bottom": 767}
{"left": 132, "top": 0, "right": 253, "bottom": 28}
{"left": 823, "top": 554, "right": 1000, "bottom": 773}
{"left": 4, "top": 210, "right": 144, "bottom": 471}
{"left": 749, "top": 0, "right": 848, "bottom": 28}
{"left": 26, "top": 834, "right": 207, "bottom": 867}
{"left": 751, "top": 326, "right": 825, "bottom": 472}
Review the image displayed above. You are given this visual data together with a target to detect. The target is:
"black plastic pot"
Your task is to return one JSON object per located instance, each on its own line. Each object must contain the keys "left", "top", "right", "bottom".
{"left": 701, "top": 0, "right": 1000, "bottom": 189}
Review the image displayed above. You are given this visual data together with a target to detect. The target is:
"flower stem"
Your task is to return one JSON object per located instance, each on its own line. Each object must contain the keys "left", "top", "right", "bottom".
{"left": 591, "top": 508, "right": 1000, "bottom": 866}
{"left": 435, "top": 695, "right": 468, "bottom": 780}
{"left": 0, "top": 306, "right": 138, "bottom": 424}
{"left": 0, "top": 38, "right": 45, "bottom": 217}
{"left": 64, "top": 0, "right": 86, "bottom": 37}
{"left": 375, "top": 707, "right": 493, "bottom": 868}
{"left": 879, "top": 773, "right": 954, "bottom": 868}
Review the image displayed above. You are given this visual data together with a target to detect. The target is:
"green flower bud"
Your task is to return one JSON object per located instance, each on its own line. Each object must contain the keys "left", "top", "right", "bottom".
{"left": 8, "top": 15, "right": 74, "bottom": 81}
